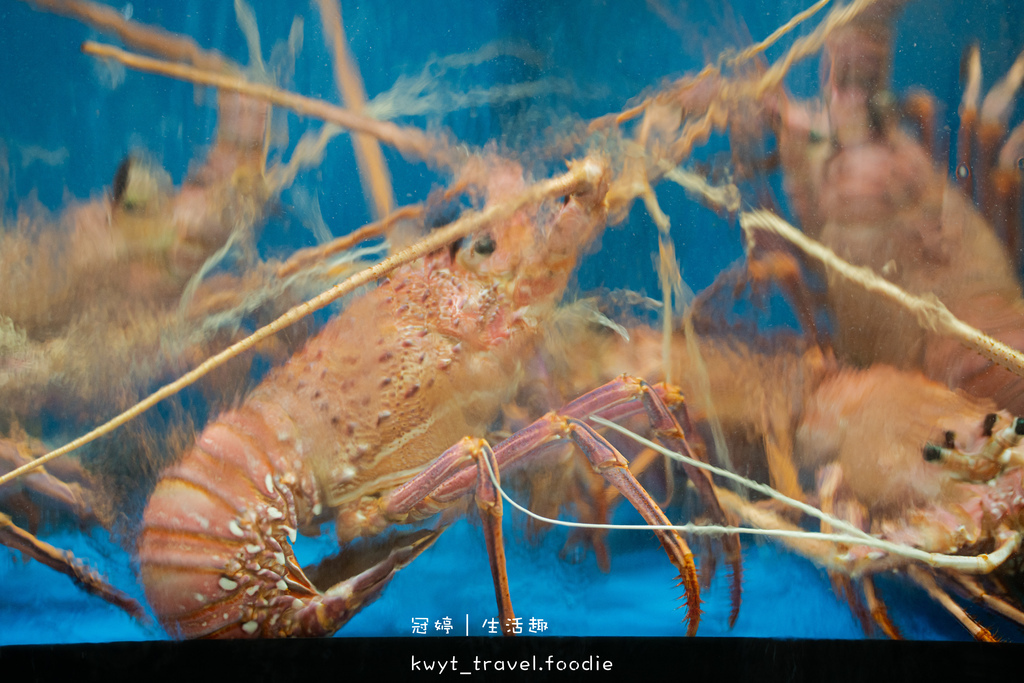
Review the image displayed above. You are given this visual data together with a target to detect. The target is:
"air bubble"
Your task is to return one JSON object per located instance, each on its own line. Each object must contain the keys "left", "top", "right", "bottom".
{"left": 956, "top": 163, "right": 970, "bottom": 179}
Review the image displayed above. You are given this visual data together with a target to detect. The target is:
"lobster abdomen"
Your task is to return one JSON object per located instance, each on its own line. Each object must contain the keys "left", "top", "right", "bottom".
{"left": 139, "top": 407, "right": 316, "bottom": 638}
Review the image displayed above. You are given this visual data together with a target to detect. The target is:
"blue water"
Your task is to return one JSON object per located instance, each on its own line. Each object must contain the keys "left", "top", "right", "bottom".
{"left": 1, "top": 0, "right": 1023, "bottom": 645}
{"left": 0, "top": 506, "right": 972, "bottom": 643}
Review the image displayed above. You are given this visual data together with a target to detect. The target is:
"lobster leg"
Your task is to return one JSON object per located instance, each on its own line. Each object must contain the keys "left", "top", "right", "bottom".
{"left": 817, "top": 464, "right": 868, "bottom": 634}
{"left": 385, "top": 413, "right": 702, "bottom": 635}
{"left": 746, "top": 249, "right": 825, "bottom": 349}
{"left": 280, "top": 529, "right": 443, "bottom": 638}
{"left": 907, "top": 565, "right": 997, "bottom": 642}
{"left": 558, "top": 416, "right": 701, "bottom": 635}
{"left": 862, "top": 577, "right": 902, "bottom": 640}
{"left": 558, "top": 375, "right": 743, "bottom": 626}
{"left": 0, "top": 511, "right": 146, "bottom": 621}
{"left": 902, "top": 91, "right": 939, "bottom": 164}
{"left": 957, "top": 46, "right": 981, "bottom": 198}
{"left": 951, "top": 574, "right": 1024, "bottom": 627}
{"left": 383, "top": 374, "right": 752, "bottom": 635}
{"left": 0, "top": 436, "right": 94, "bottom": 522}
{"left": 0, "top": 434, "right": 131, "bottom": 618}
{"left": 716, "top": 486, "right": 843, "bottom": 572}
{"left": 472, "top": 441, "right": 516, "bottom": 636}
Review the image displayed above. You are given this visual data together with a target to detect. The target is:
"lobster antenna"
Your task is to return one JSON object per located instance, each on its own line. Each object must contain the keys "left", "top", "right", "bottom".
{"left": 82, "top": 41, "right": 461, "bottom": 171}
{"left": 23, "top": 0, "right": 233, "bottom": 72}
{"left": 728, "top": 0, "right": 833, "bottom": 69}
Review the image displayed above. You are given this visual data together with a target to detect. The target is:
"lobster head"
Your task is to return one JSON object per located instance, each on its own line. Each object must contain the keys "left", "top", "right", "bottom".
{"left": 446, "top": 156, "right": 610, "bottom": 313}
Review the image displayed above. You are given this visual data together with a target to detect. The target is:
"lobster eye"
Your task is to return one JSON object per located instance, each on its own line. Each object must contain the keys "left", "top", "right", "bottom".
{"left": 982, "top": 413, "right": 998, "bottom": 437}
{"left": 473, "top": 235, "right": 496, "bottom": 256}
{"left": 112, "top": 156, "right": 132, "bottom": 206}
{"left": 448, "top": 238, "right": 464, "bottom": 262}
{"left": 111, "top": 154, "right": 169, "bottom": 211}
{"left": 453, "top": 233, "right": 497, "bottom": 271}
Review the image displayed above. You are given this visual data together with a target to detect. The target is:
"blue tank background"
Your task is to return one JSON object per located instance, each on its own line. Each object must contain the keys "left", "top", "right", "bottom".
{"left": 0, "top": 0, "right": 1022, "bottom": 643}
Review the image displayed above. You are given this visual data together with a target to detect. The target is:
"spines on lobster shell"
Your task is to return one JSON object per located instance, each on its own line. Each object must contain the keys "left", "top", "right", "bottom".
{"left": 140, "top": 400, "right": 421, "bottom": 638}
{"left": 139, "top": 407, "right": 316, "bottom": 638}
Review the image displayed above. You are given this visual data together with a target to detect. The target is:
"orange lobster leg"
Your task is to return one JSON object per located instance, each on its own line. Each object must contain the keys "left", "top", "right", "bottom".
{"left": 908, "top": 566, "right": 997, "bottom": 642}
{"left": 957, "top": 46, "right": 981, "bottom": 198}
{"left": 385, "top": 412, "right": 701, "bottom": 634}
{"left": 473, "top": 442, "right": 516, "bottom": 636}
{"left": 556, "top": 375, "right": 743, "bottom": 626}
{"left": 862, "top": 578, "right": 902, "bottom": 640}
{"left": 384, "top": 374, "right": 751, "bottom": 635}
{"left": 952, "top": 574, "right": 1024, "bottom": 628}
{"left": 0, "top": 437, "right": 94, "bottom": 522}
{"left": 282, "top": 531, "right": 442, "bottom": 638}
{"left": 0, "top": 512, "right": 146, "bottom": 621}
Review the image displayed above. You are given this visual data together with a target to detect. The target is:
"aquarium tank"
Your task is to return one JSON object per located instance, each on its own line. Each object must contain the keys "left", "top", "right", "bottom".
{"left": 1, "top": 0, "right": 1024, "bottom": 655}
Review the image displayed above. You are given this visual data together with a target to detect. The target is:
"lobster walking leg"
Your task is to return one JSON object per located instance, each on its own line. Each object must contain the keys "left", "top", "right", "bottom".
{"left": 952, "top": 574, "right": 1024, "bottom": 627}
{"left": 281, "top": 530, "right": 443, "bottom": 638}
{"left": 557, "top": 375, "right": 743, "bottom": 626}
{"left": 0, "top": 437, "right": 94, "bottom": 522}
{"left": 473, "top": 442, "right": 516, "bottom": 636}
{"left": 908, "top": 566, "right": 997, "bottom": 642}
{"left": 861, "top": 577, "right": 901, "bottom": 640}
{"left": 0, "top": 512, "right": 146, "bottom": 620}
{"left": 383, "top": 374, "right": 749, "bottom": 635}
{"left": 0, "top": 436, "right": 148, "bottom": 620}
{"left": 383, "top": 416, "right": 701, "bottom": 634}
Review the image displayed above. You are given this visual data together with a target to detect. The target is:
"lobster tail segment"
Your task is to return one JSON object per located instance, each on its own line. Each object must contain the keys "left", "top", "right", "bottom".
{"left": 139, "top": 409, "right": 438, "bottom": 637}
